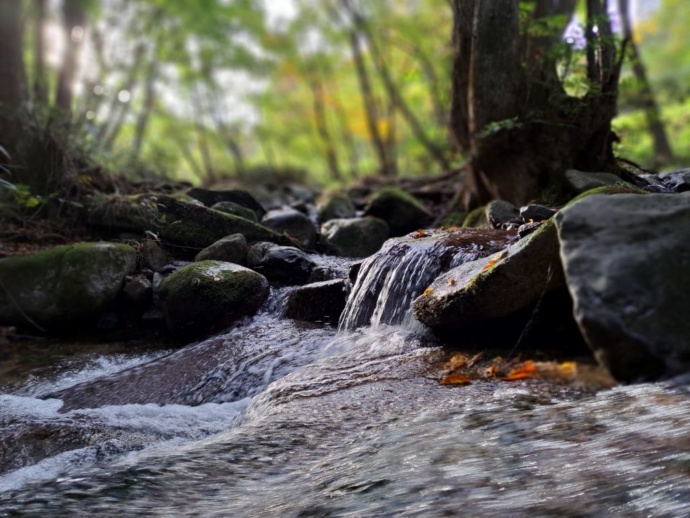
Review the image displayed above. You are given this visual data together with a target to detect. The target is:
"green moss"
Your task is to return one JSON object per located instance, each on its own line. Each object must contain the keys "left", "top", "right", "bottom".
{"left": 156, "top": 196, "right": 296, "bottom": 250}
{"left": 441, "top": 211, "right": 468, "bottom": 227}
{"left": 0, "top": 242, "right": 136, "bottom": 327}
{"left": 368, "top": 186, "right": 426, "bottom": 211}
{"left": 462, "top": 206, "right": 488, "bottom": 228}
{"left": 159, "top": 261, "right": 269, "bottom": 339}
{"left": 364, "top": 187, "right": 432, "bottom": 237}
{"left": 566, "top": 185, "right": 648, "bottom": 207}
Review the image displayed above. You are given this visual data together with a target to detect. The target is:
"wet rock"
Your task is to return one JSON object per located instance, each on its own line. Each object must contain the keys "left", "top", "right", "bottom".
{"left": 159, "top": 261, "right": 269, "bottom": 340}
{"left": 156, "top": 196, "right": 295, "bottom": 253}
{"left": 195, "top": 234, "right": 247, "bottom": 265}
{"left": 556, "top": 192, "right": 690, "bottom": 382}
{"left": 142, "top": 239, "right": 172, "bottom": 272}
{"left": 122, "top": 274, "right": 153, "bottom": 307}
{"left": 413, "top": 220, "right": 564, "bottom": 331}
{"left": 342, "top": 228, "right": 515, "bottom": 330}
{"left": 211, "top": 201, "right": 259, "bottom": 223}
{"left": 500, "top": 220, "right": 523, "bottom": 231}
{"left": 284, "top": 279, "right": 349, "bottom": 325}
{"left": 565, "top": 169, "right": 626, "bottom": 193}
{"left": 486, "top": 200, "right": 520, "bottom": 228}
{"left": 84, "top": 194, "right": 159, "bottom": 233}
{"left": 520, "top": 204, "right": 557, "bottom": 222}
{"left": 518, "top": 221, "right": 544, "bottom": 238}
{"left": 364, "top": 187, "right": 432, "bottom": 237}
{"left": 187, "top": 188, "right": 266, "bottom": 219}
{"left": 658, "top": 169, "right": 690, "bottom": 193}
{"left": 261, "top": 207, "right": 318, "bottom": 249}
{"left": 246, "top": 242, "right": 279, "bottom": 268}
{"left": 320, "top": 217, "right": 389, "bottom": 258}
{"left": 317, "top": 192, "right": 356, "bottom": 223}
{"left": 0, "top": 242, "right": 137, "bottom": 329}
{"left": 254, "top": 246, "right": 316, "bottom": 285}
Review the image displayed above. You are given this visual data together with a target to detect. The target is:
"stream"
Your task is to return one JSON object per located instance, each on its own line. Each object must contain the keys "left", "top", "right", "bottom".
{"left": 2, "top": 252, "right": 690, "bottom": 516}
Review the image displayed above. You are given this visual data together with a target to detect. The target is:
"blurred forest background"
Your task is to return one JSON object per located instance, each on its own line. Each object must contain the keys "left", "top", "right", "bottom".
{"left": 0, "top": 0, "right": 688, "bottom": 196}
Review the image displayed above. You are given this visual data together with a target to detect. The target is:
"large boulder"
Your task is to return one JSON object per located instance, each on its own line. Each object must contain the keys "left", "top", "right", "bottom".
{"left": 413, "top": 220, "right": 564, "bottom": 330}
{"left": 0, "top": 242, "right": 136, "bottom": 329}
{"left": 555, "top": 192, "right": 690, "bottom": 382}
{"left": 284, "top": 279, "right": 349, "bottom": 325}
{"left": 261, "top": 208, "right": 318, "bottom": 249}
{"left": 320, "top": 217, "right": 389, "bottom": 258}
{"left": 187, "top": 188, "right": 266, "bottom": 220}
{"left": 364, "top": 187, "right": 432, "bottom": 237}
{"left": 159, "top": 261, "right": 269, "bottom": 340}
{"left": 156, "top": 196, "right": 296, "bottom": 252}
{"left": 565, "top": 169, "right": 625, "bottom": 193}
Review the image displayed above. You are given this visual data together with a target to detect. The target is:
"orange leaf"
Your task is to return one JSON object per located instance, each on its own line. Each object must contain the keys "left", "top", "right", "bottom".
{"left": 482, "top": 258, "right": 499, "bottom": 271}
{"left": 502, "top": 360, "right": 538, "bottom": 381}
{"left": 440, "top": 374, "right": 472, "bottom": 385}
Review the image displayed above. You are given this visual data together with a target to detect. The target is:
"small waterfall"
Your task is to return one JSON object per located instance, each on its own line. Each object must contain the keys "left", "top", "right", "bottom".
{"left": 339, "top": 229, "right": 515, "bottom": 330}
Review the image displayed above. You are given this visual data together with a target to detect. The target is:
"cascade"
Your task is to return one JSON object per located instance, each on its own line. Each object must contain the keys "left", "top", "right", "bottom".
{"left": 339, "top": 229, "right": 514, "bottom": 330}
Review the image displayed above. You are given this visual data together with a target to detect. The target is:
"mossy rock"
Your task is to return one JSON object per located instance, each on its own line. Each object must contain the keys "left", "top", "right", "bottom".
{"left": 440, "top": 211, "right": 468, "bottom": 227}
{"left": 211, "top": 202, "right": 259, "bottom": 223}
{"left": 462, "top": 206, "right": 490, "bottom": 228}
{"left": 565, "top": 184, "right": 648, "bottom": 207}
{"left": 317, "top": 192, "right": 356, "bottom": 223}
{"left": 187, "top": 188, "right": 266, "bottom": 219}
{"left": 320, "top": 217, "right": 389, "bottom": 258}
{"left": 364, "top": 187, "right": 432, "bottom": 237}
{"left": 0, "top": 242, "right": 137, "bottom": 329}
{"left": 159, "top": 261, "right": 269, "bottom": 341}
{"left": 413, "top": 220, "right": 564, "bottom": 331}
{"left": 157, "top": 196, "right": 297, "bottom": 253}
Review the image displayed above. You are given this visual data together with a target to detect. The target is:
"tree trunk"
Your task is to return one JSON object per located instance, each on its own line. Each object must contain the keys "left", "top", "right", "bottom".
{"left": 617, "top": 0, "right": 673, "bottom": 167}
{"left": 33, "top": 0, "right": 49, "bottom": 104}
{"left": 131, "top": 55, "right": 158, "bottom": 160}
{"left": 347, "top": 29, "right": 395, "bottom": 176}
{"left": 0, "top": 0, "right": 28, "bottom": 160}
{"left": 332, "top": 87, "right": 360, "bottom": 178}
{"left": 450, "top": 0, "right": 623, "bottom": 207}
{"left": 55, "top": 0, "right": 87, "bottom": 115}
{"left": 309, "top": 75, "right": 342, "bottom": 181}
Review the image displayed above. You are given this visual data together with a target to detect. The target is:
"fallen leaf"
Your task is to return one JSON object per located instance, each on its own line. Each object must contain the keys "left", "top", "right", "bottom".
{"left": 440, "top": 374, "right": 472, "bottom": 385}
{"left": 448, "top": 278, "right": 456, "bottom": 287}
{"left": 443, "top": 353, "right": 468, "bottom": 372}
{"left": 423, "top": 287, "right": 434, "bottom": 296}
{"left": 502, "top": 360, "right": 538, "bottom": 381}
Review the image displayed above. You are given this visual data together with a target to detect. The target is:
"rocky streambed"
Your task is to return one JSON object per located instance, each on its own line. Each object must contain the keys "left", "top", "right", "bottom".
{"left": 1, "top": 168, "right": 690, "bottom": 515}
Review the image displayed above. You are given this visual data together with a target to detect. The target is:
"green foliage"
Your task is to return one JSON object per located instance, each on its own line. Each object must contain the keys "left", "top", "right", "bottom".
{"left": 477, "top": 117, "right": 523, "bottom": 139}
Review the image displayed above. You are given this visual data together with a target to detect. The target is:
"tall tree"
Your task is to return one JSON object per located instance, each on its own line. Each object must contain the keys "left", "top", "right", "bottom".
{"left": 617, "top": 0, "right": 673, "bottom": 167}
{"left": 450, "top": 0, "right": 627, "bottom": 207}
{"left": 56, "top": 0, "right": 87, "bottom": 114}
{"left": 0, "top": 0, "right": 29, "bottom": 159}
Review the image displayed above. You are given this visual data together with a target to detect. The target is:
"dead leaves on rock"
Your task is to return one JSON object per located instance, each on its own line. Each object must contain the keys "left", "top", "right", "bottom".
{"left": 439, "top": 353, "right": 579, "bottom": 386}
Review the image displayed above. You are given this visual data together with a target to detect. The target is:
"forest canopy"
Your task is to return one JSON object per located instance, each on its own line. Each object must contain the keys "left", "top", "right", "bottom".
{"left": 0, "top": 0, "right": 687, "bottom": 199}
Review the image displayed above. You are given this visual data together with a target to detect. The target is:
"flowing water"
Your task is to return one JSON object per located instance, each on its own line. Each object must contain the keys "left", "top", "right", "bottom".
{"left": 2, "top": 241, "right": 690, "bottom": 516}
